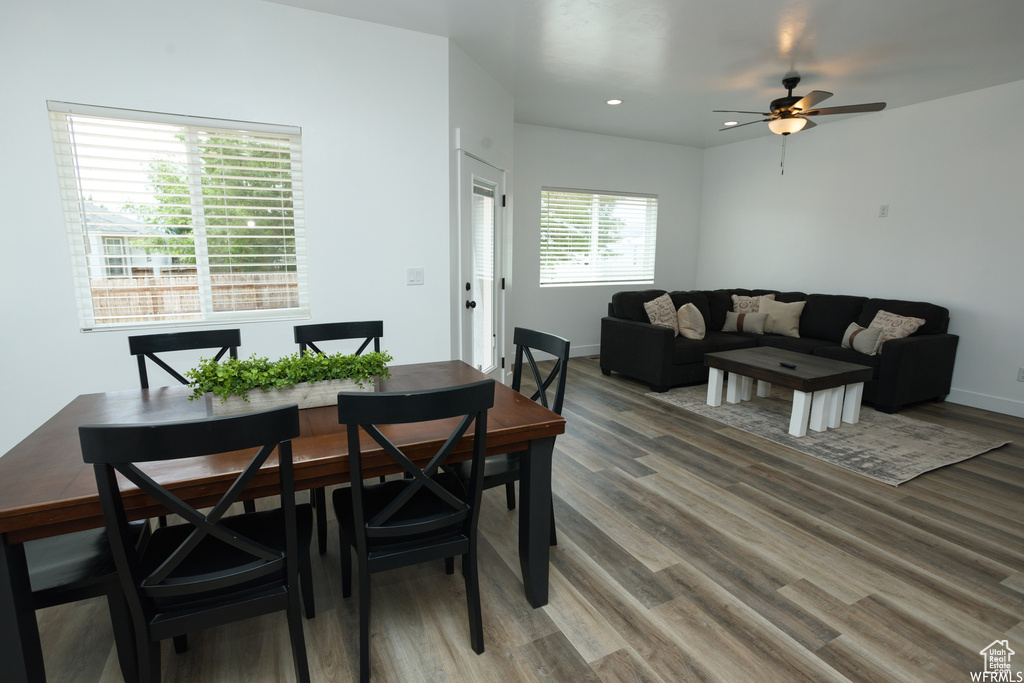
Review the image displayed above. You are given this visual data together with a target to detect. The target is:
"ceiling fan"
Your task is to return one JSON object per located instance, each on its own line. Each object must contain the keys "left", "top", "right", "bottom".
{"left": 715, "top": 75, "right": 886, "bottom": 135}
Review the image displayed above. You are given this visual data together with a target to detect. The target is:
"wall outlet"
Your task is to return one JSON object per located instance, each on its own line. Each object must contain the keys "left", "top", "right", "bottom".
{"left": 879, "top": 204, "right": 889, "bottom": 218}
{"left": 1018, "top": 367, "right": 1024, "bottom": 382}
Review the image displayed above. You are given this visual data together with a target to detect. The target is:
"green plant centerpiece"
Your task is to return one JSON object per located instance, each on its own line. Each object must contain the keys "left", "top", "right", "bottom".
{"left": 186, "top": 350, "right": 393, "bottom": 415}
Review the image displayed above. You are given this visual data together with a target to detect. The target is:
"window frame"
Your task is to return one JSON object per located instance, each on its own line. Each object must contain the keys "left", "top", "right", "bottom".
{"left": 539, "top": 187, "right": 658, "bottom": 288}
{"left": 48, "top": 101, "right": 309, "bottom": 331}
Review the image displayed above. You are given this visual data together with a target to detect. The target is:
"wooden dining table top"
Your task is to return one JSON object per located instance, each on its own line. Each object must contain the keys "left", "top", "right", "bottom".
{"left": 0, "top": 360, "right": 566, "bottom": 544}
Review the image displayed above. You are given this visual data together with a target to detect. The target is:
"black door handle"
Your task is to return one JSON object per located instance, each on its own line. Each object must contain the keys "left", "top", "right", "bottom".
{"left": 465, "top": 300, "right": 477, "bottom": 309}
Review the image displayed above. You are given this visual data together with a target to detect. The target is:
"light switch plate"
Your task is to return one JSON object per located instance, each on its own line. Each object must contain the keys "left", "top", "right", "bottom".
{"left": 406, "top": 267, "right": 424, "bottom": 286}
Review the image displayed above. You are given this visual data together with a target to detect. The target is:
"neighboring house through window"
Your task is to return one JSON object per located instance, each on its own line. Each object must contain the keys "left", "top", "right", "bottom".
{"left": 48, "top": 101, "right": 309, "bottom": 330}
{"left": 539, "top": 187, "right": 658, "bottom": 287}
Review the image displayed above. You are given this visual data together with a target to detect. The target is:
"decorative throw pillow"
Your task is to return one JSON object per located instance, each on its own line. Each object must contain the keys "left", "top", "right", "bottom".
{"left": 723, "top": 311, "right": 766, "bottom": 334}
{"left": 643, "top": 293, "right": 679, "bottom": 336}
{"left": 842, "top": 323, "right": 883, "bottom": 355}
{"left": 731, "top": 293, "right": 775, "bottom": 314}
{"left": 761, "top": 299, "right": 805, "bottom": 338}
{"left": 868, "top": 309, "right": 926, "bottom": 351}
{"left": 676, "top": 302, "right": 706, "bottom": 340}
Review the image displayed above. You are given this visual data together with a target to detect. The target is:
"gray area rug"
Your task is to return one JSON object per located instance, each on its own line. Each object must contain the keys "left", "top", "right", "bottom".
{"left": 647, "top": 385, "right": 1010, "bottom": 486}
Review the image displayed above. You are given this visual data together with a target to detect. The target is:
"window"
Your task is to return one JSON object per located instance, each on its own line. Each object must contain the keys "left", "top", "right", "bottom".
{"left": 48, "top": 101, "right": 308, "bottom": 330}
{"left": 539, "top": 188, "right": 658, "bottom": 286}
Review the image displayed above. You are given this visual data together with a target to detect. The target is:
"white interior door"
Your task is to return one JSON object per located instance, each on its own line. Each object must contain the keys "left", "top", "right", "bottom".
{"left": 458, "top": 154, "right": 504, "bottom": 379}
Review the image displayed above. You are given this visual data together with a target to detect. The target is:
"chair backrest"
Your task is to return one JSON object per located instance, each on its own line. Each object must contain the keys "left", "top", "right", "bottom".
{"left": 294, "top": 321, "right": 382, "bottom": 356}
{"left": 511, "top": 327, "right": 571, "bottom": 416}
{"left": 128, "top": 329, "right": 241, "bottom": 389}
{"left": 338, "top": 380, "right": 494, "bottom": 553}
{"left": 79, "top": 405, "right": 301, "bottom": 623}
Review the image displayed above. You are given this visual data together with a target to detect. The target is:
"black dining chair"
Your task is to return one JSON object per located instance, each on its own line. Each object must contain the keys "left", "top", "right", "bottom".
{"left": 128, "top": 329, "right": 254, "bottom": 523}
{"left": 79, "top": 405, "right": 314, "bottom": 683}
{"left": 447, "top": 327, "right": 569, "bottom": 546}
{"left": 332, "top": 379, "right": 495, "bottom": 683}
{"left": 26, "top": 520, "right": 149, "bottom": 683}
{"left": 128, "top": 329, "right": 241, "bottom": 390}
{"left": 294, "top": 320, "right": 384, "bottom": 554}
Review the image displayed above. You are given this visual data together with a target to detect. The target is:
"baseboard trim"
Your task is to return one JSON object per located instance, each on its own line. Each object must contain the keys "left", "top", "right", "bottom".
{"left": 947, "top": 388, "right": 1024, "bottom": 419}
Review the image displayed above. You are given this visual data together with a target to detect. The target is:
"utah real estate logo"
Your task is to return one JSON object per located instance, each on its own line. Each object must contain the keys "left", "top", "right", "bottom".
{"left": 974, "top": 640, "right": 1022, "bottom": 682}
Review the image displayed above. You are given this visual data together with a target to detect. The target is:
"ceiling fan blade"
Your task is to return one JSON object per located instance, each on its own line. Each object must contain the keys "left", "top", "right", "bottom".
{"left": 791, "top": 90, "right": 833, "bottom": 112}
{"left": 799, "top": 118, "right": 816, "bottom": 130}
{"left": 804, "top": 102, "right": 887, "bottom": 116}
{"left": 719, "top": 119, "right": 770, "bottom": 131}
{"left": 713, "top": 109, "right": 772, "bottom": 116}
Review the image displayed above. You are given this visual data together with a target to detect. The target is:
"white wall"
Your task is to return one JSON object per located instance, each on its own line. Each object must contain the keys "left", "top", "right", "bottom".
{"left": 699, "top": 79, "right": 1024, "bottom": 417}
{"left": 0, "top": 0, "right": 451, "bottom": 455}
{"left": 512, "top": 124, "right": 704, "bottom": 357}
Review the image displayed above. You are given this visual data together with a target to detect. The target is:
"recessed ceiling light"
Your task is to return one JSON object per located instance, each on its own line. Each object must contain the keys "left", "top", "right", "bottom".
{"left": 723, "top": 121, "right": 739, "bottom": 126}
{"left": 606, "top": 99, "right": 623, "bottom": 105}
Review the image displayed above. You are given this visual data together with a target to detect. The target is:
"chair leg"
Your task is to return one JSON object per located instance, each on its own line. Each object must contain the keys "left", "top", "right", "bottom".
{"left": 340, "top": 543, "right": 352, "bottom": 599}
{"left": 300, "top": 555, "right": 316, "bottom": 619}
{"left": 505, "top": 482, "right": 516, "bottom": 510}
{"left": 286, "top": 588, "right": 311, "bottom": 683}
{"left": 357, "top": 562, "right": 371, "bottom": 683}
{"left": 158, "top": 515, "right": 167, "bottom": 528}
{"left": 444, "top": 556, "right": 455, "bottom": 575}
{"left": 463, "top": 549, "right": 484, "bottom": 654}
{"left": 173, "top": 635, "right": 188, "bottom": 654}
{"left": 138, "top": 639, "right": 161, "bottom": 683}
{"left": 314, "top": 488, "right": 328, "bottom": 555}
{"left": 243, "top": 499, "right": 256, "bottom": 513}
{"left": 105, "top": 587, "right": 139, "bottom": 683}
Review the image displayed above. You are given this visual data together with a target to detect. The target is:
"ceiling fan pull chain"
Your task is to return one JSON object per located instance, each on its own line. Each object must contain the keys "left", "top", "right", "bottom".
{"left": 780, "top": 135, "right": 787, "bottom": 175}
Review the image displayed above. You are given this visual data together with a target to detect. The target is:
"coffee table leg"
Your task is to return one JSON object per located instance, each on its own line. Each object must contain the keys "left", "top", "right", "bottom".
{"left": 726, "top": 373, "right": 744, "bottom": 404}
{"left": 789, "top": 391, "right": 812, "bottom": 437}
{"left": 809, "top": 389, "right": 830, "bottom": 432}
{"left": 707, "top": 368, "right": 724, "bottom": 406}
{"left": 827, "top": 386, "right": 845, "bottom": 428}
{"left": 756, "top": 380, "right": 771, "bottom": 398}
{"left": 842, "top": 382, "right": 865, "bottom": 424}
{"left": 740, "top": 376, "right": 752, "bottom": 401}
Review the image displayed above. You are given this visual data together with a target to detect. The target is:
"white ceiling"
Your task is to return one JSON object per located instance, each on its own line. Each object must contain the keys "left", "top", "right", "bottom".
{"left": 264, "top": 0, "right": 1024, "bottom": 148}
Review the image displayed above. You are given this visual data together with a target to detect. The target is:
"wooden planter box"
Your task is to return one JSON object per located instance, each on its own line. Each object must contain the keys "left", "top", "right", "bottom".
{"left": 206, "top": 377, "right": 377, "bottom": 416}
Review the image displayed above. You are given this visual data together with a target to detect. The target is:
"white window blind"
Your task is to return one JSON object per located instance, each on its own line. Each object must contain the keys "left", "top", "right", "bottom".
{"left": 539, "top": 187, "right": 658, "bottom": 286}
{"left": 48, "top": 101, "right": 309, "bottom": 330}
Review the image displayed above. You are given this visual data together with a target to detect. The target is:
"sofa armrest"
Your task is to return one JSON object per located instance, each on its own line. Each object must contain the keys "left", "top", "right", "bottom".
{"left": 873, "top": 333, "right": 959, "bottom": 412}
{"left": 600, "top": 316, "right": 675, "bottom": 385}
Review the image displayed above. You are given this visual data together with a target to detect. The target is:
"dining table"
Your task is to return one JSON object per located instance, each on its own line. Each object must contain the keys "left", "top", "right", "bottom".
{"left": 0, "top": 360, "right": 565, "bottom": 683}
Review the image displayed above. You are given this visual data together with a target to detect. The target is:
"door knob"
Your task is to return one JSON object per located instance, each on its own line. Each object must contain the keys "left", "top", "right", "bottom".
{"left": 465, "top": 300, "right": 477, "bottom": 309}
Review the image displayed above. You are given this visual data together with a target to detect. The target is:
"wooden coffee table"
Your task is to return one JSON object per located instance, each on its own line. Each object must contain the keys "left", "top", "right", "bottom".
{"left": 704, "top": 347, "right": 874, "bottom": 437}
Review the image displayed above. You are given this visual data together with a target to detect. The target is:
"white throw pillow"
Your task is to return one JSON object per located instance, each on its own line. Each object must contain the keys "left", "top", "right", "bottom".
{"left": 842, "top": 323, "right": 883, "bottom": 355}
{"left": 676, "top": 303, "right": 706, "bottom": 340}
{"left": 723, "top": 311, "right": 766, "bottom": 334}
{"left": 643, "top": 293, "right": 679, "bottom": 336}
{"left": 761, "top": 299, "right": 805, "bottom": 338}
{"left": 731, "top": 293, "right": 775, "bottom": 314}
{"left": 868, "top": 309, "right": 926, "bottom": 352}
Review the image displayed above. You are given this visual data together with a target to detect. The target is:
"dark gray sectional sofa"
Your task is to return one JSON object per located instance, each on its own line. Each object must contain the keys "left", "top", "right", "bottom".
{"left": 599, "top": 288, "right": 959, "bottom": 413}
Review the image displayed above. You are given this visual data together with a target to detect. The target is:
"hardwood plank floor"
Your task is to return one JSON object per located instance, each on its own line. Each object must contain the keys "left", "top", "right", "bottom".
{"left": 36, "top": 355, "right": 1024, "bottom": 681}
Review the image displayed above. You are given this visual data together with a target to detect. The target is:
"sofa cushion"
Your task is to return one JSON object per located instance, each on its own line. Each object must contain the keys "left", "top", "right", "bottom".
{"left": 644, "top": 294, "right": 679, "bottom": 335}
{"left": 670, "top": 332, "right": 757, "bottom": 365}
{"left": 676, "top": 303, "right": 706, "bottom": 340}
{"left": 756, "top": 335, "right": 834, "bottom": 354}
{"left": 611, "top": 289, "right": 667, "bottom": 322}
{"left": 857, "top": 298, "right": 949, "bottom": 335}
{"left": 772, "top": 291, "right": 808, "bottom": 304}
{"left": 668, "top": 290, "right": 711, "bottom": 326}
{"left": 812, "top": 345, "right": 881, "bottom": 377}
{"left": 761, "top": 299, "right": 805, "bottom": 338}
{"left": 800, "top": 294, "right": 869, "bottom": 343}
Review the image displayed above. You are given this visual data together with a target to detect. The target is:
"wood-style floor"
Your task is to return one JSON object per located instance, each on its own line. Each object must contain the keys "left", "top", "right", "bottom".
{"left": 37, "top": 355, "right": 1024, "bottom": 681}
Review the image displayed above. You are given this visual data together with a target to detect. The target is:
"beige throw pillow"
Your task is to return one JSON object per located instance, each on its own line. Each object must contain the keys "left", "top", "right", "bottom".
{"left": 868, "top": 309, "right": 926, "bottom": 352}
{"left": 676, "top": 302, "right": 706, "bottom": 340}
{"left": 761, "top": 299, "right": 805, "bottom": 338}
{"left": 723, "top": 311, "right": 766, "bottom": 334}
{"left": 643, "top": 293, "right": 679, "bottom": 336}
{"left": 842, "top": 323, "right": 883, "bottom": 355}
{"left": 731, "top": 293, "right": 775, "bottom": 314}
